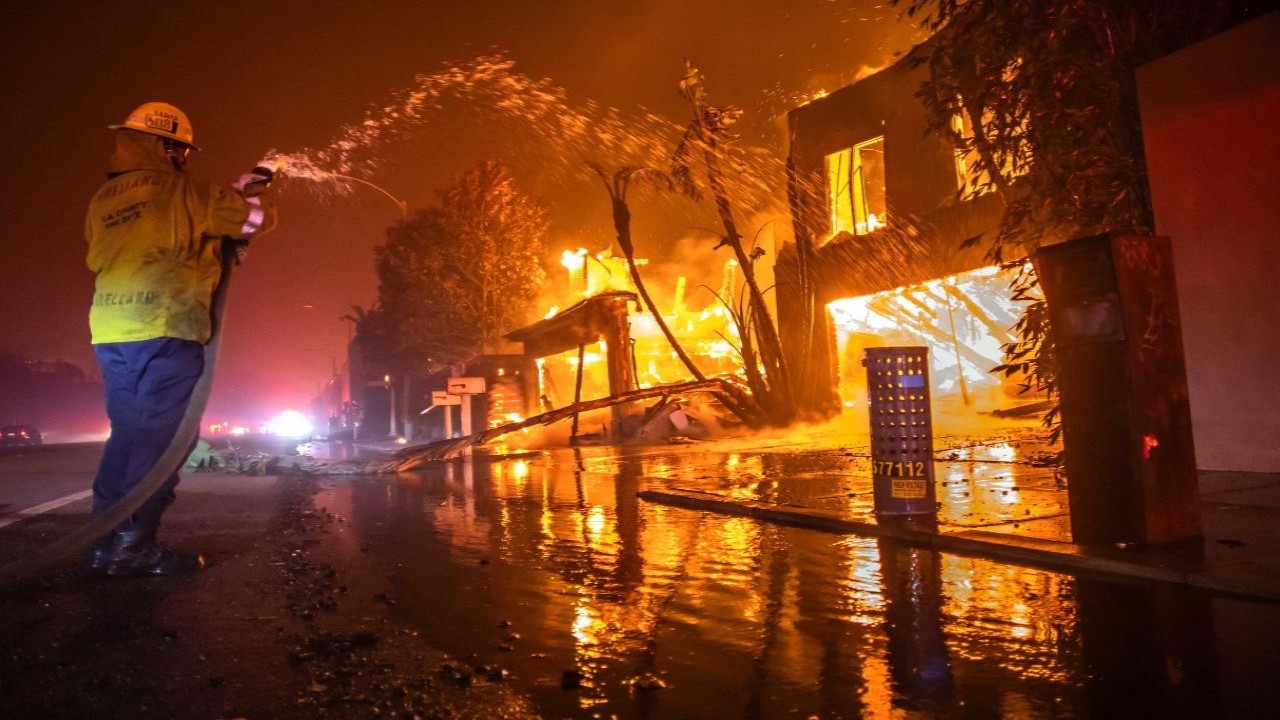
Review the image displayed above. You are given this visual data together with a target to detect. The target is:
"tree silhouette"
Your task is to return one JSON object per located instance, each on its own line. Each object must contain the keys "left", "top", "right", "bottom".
{"left": 372, "top": 160, "right": 549, "bottom": 374}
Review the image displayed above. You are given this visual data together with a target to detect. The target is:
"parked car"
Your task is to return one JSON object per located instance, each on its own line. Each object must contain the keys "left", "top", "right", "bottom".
{"left": 0, "top": 425, "right": 42, "bottom": 447}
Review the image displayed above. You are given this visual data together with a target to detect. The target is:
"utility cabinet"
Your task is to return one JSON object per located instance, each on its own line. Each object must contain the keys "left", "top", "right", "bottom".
{"left": 864, "top": 347, "right": 937, "bottom": 516}
{"left": 1036, "top": 234, "right": 1200, "bottom": 545}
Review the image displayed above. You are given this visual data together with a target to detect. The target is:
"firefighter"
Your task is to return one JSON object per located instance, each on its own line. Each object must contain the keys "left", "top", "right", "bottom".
{"left": 85, "top": 102, "right": 277, "bottom": 576}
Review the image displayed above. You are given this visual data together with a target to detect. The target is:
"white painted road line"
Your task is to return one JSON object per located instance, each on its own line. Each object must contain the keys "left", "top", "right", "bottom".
{"left": 0, "top": 490, "right": 93, "bottom": 530}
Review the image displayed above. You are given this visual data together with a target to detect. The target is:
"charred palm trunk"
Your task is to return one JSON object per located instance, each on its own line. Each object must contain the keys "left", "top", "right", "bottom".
{"left": 599, "top": 170, "right": 706, "bottom": 383}
{"left": 679, "top": 71, "right": 794, "bottom": 423}
{"left": 592, "top": 166, "right": 759, "bottom": 426}
{"left": 699, "top": 139, "right": 793, "bottom": 417}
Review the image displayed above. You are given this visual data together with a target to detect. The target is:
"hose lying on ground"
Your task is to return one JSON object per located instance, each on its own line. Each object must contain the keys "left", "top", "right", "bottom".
{"left": 0, "top": 245, "right": 236, "bottom": 589}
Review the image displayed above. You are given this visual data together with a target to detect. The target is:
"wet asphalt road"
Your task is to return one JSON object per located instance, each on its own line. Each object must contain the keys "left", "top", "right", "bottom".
{"left": 0, "top": 442, "right": 536, "bottom": 720}
{"left": 3, "top": 439, "right": 1280, "bottom": 719}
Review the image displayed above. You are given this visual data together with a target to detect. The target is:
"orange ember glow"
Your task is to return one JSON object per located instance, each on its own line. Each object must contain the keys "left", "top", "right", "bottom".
{"left": 530, "top": 248, "right": 747, "bottom": 417}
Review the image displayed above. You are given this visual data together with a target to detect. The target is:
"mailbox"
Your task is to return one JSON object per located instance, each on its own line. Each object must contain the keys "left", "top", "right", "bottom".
{"left": 431, "top": 390, "right": 461, "bottom": 406}
{"left": 446, "top": 377, "right": 486, "bottom": 395}
{"left": 864, "top": 346, "right": 936, "bottom": 516}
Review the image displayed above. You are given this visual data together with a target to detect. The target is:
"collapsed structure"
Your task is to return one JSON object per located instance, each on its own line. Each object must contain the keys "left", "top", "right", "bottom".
{"left": 778, "top": 48, "right": 1028, "bottom": 421}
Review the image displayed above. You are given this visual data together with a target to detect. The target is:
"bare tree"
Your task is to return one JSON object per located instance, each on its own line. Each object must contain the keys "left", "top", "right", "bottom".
{"left": 673, "top": 62, "right": 794, "bottom": 423}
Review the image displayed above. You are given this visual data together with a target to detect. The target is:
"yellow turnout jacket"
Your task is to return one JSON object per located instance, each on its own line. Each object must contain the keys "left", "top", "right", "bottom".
{"left": 86, "top": 131, "right": 276, "bottom": 344}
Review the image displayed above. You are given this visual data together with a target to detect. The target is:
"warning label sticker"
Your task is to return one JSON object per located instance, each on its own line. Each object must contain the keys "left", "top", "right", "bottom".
{"left": 891, "top": 479, "right": 927, "bottom": 499}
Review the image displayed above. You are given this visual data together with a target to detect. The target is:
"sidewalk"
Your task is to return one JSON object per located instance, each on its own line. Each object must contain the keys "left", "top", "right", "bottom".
{"left": 627, "top": 427, "right": 1280, "bottom": 602}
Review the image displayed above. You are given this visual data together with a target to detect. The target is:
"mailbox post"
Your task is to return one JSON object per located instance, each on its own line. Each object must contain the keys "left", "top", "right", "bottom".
{"left": 429, "top": 389, "right": 461, "bottom": 439}
{"left": 446, "top": 377, "right": 487, "bottom": 454}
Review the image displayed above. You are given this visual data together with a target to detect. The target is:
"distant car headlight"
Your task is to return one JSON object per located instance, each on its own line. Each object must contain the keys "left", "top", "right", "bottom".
{"left": 267, "top": 410, "right": 314, "bottom": 438}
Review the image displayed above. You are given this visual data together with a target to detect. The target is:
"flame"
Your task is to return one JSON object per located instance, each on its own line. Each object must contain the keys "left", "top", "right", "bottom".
{"left": 561, "top": 248, "right": 587, "bottom": 270}
{"left": 827, "top": 263, "right": 1040, "bottom": 412}
{"left": 569, "top": 352, "right": 603, "bottom": 367}
{"left": 796, "top": 88, "right": 829, "bottom": 109}
{"left": 706, "top": 340, "right": 736, "bottom": 359}
{"left": 489, "top": 412, "right": 526, "bottom": 428}
{"left": 528, "top": 246, "right": 752, "bottom": 410}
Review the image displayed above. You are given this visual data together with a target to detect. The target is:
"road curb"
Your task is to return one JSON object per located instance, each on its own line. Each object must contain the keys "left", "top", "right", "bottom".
{"left": 638, "top": 488, "right": 1280, "bottom": 603}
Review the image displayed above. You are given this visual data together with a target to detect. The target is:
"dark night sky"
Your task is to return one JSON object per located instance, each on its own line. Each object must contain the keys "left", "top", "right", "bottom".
{"left": 0, "top": 1, "right": 921, "bottom": 424}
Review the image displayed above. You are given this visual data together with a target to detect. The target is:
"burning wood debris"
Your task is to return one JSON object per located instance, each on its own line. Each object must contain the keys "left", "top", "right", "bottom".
{"left": 393, "top": 377, "right": 745, "bottom": 470}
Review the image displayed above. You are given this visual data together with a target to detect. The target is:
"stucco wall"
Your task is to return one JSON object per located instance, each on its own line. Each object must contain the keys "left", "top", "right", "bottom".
{"left": 1137, "top": 12, "right": 1280, "bottom": 472}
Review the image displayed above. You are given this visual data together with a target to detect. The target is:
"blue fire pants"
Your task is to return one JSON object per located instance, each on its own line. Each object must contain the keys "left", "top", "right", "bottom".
{"left": 92, "top": 338, "right": 204, "bottom": 530}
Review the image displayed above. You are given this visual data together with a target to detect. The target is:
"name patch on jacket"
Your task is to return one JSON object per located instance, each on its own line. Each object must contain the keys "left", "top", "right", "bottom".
{"left": 102, "top": 201, "right": 148, "bottom": 229}
{"left": 94, "top": 290, "right": 159, "bottom": 306}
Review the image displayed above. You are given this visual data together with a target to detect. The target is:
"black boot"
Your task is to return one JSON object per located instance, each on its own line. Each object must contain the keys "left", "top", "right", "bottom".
{"left": 87, "top": 533, "right": 116, "bottom": 573}
{"left": 104, "top": 524, "right": 205, "bottom": 578}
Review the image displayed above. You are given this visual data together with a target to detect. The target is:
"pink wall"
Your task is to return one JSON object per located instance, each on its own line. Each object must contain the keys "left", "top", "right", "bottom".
{"left": 1137, "top": 12, "right": 1280, "bottom": 472}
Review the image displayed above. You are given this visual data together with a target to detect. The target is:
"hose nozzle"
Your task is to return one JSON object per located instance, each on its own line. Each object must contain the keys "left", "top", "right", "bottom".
{"left": 257, "top": 150, "right": 288, "bottom": 175}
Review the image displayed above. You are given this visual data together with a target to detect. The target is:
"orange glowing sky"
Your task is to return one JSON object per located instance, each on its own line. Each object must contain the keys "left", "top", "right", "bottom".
{"left": 0, "top": 1, "right": 921, "bottom": 421}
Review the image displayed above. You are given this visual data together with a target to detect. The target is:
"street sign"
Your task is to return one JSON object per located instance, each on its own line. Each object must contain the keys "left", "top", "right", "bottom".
{"left": 431, "top": 390, "right": 462, "bottom": 406}
{"left": 447, "top": 377, "right": 486, "bottom": 395}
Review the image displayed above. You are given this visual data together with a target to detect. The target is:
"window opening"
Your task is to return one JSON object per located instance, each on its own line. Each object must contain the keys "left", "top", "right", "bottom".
{"left": 826, "top": 136, "right": 886, "bottom": 239}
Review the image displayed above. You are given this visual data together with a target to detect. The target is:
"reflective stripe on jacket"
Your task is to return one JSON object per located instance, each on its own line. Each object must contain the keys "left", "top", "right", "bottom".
{"left": 86, "top": 131, "right": 277, "bottom": 344}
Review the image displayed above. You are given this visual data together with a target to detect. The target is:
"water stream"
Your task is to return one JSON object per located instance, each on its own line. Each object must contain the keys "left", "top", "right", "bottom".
{"left": 265, "top": 54, "right": 782, "bottom": 219}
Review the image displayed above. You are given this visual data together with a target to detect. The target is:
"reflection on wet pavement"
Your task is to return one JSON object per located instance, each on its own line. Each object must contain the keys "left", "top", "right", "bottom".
{"left": 312, "top": 442, "right": 1280, "bottom": 718}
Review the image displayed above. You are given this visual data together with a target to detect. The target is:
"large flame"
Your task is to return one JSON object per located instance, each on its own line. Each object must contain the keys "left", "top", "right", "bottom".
{"left": 531, "top": 248, "right": 747, "bottom": 410}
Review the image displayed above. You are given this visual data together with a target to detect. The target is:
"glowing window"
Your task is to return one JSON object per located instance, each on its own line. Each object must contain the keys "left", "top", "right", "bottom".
{"left": 826, "top": 136, "right": 886, "bottom": 238}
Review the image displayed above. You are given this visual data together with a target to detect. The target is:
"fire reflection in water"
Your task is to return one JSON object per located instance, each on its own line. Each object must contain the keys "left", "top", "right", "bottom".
{"left": 340, "top": 448, "right": 1249, "bottom": 718}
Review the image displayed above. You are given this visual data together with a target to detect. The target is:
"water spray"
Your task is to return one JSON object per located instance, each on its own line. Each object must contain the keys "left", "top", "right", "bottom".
{"left": 257, "top": 150, "right": 410, "bottom": 219}
{"left": 250, "top": 54, "right": 783, "bottom": 217}
{"left": 1, "top": 54, "right": 797, "bottom": 587}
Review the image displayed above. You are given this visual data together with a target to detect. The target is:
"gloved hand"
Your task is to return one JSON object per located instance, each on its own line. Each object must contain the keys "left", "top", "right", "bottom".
{"left": 233, "top": 166, "right": 274, "bottom": 197}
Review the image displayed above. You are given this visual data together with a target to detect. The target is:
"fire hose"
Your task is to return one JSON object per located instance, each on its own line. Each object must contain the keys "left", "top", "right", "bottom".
{"left": 0, "top": 241, "right": 238, "bottom": 589}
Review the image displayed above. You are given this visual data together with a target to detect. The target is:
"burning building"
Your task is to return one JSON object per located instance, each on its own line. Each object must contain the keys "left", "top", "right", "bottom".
{"left": 774, "top": 7, "right": 1279, "bottom": 545}
{"left": 499, "top": 247, "right": 744, "bottom": 443}
{"left": 778, "top": 7, "right": 1280, "bottom": 477}
{"left": 778, "top": 48, "right": 1030, "bottom": 423}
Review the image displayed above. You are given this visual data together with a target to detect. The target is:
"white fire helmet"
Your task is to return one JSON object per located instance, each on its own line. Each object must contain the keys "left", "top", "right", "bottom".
{"left": 108, "top": 101, "right": 200, "bottom": 150}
